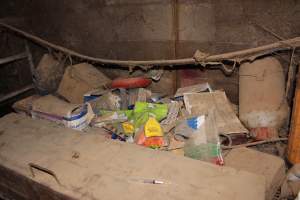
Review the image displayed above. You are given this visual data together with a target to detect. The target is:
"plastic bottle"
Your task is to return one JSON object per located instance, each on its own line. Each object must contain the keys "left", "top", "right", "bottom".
{"left": 183, "top": 110, "right": 223, "bottom": 165}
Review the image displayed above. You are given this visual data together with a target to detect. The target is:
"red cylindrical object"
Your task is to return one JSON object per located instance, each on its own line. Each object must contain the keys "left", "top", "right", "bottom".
{"left": 110, "top": 77, "right": 151, "bottom": 89}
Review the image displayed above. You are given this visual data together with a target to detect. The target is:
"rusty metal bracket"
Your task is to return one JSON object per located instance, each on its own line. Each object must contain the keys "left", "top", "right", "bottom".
{"left": 29, "top": 163, "right": 61, "bottom": 186}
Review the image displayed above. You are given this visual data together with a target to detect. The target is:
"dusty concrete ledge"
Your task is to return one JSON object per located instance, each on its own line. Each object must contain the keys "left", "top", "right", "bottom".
{"left": 0, "top": 113, "right": 265, "bottom": 200}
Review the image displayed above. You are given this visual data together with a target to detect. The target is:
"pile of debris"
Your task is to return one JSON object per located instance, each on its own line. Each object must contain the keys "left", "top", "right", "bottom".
{"left": 13, "top": 57, "right": 247, "bottom": 163}
{"left": 11, "top": 54, "right": 300, "bottom": 199}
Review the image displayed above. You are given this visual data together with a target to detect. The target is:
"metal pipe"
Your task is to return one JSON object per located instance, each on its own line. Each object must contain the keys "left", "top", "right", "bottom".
{"left": 0, "top": 84, "right": 34, "bottom": 103}
{"left": 1, "top": 21, "right": 299, "bottom": 68}
{"left": 0, "top": 52, "right": 27, "bottom": 65}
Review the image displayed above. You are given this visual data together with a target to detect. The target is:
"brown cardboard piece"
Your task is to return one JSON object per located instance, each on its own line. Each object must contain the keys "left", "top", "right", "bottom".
{"left": 57, "top": 63, "right": 111, "bottom": 103}
{"left": 184, "top": 91, "right": 248, "bottom": 135}
{"left": 174, "top": 82, "right": 212, "bottom": 98}
{"left": 12, "top": 95, "right": 41, "bottom": 115}
{"left": 32, "top": 95, "right": 80, "bottom": 117}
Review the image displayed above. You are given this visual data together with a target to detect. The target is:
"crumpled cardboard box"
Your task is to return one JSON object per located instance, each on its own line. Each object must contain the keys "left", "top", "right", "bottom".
{"left": 57, "top": 63, "right": 111, "bottom": 103}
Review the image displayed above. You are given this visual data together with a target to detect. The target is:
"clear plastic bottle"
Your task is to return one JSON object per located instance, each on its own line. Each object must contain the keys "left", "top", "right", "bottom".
{"left": 183, "top": 110, "right": 223, "bottom": 165}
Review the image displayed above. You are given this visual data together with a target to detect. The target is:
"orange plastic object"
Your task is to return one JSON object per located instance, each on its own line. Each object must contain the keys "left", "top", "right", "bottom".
{"left": 250, "top": 127, "right": 278, "bottom": 141}
{"left": 143, "top": 137, "right": 164, "bottom": 149}
{"left": 136, "top": 130, "right": 164, "bottom": 149}
{"left": 288, "top": 77, "right": 300, "bottom": 164}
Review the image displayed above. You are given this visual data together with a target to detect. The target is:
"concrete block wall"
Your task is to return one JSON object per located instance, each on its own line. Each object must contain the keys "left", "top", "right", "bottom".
{"left": 0, "top": 0, "right": 300, "bottom": 101}
{"left": 1, "top": 0, "right": 299, "bottom": 59}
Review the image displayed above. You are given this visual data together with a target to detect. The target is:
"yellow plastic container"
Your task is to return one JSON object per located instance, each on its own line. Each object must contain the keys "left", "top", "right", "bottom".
{"left": 288, "top": 77, "right": 300, "bottom": 164}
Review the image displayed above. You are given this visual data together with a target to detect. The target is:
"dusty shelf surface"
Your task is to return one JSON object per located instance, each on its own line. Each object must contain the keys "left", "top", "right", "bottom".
{"left": 0, "top": 113, "right": 265, "bottom": 200}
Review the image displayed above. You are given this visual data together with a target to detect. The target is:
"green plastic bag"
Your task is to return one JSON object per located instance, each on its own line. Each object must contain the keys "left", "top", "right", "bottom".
{"left": 132, "top": 102, "right": 168, "bottom": 130}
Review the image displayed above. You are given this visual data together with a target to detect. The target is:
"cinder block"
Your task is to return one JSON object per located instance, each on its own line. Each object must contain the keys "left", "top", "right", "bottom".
{"left": 225, "top": 147, "right": 286, "bottom": 200}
